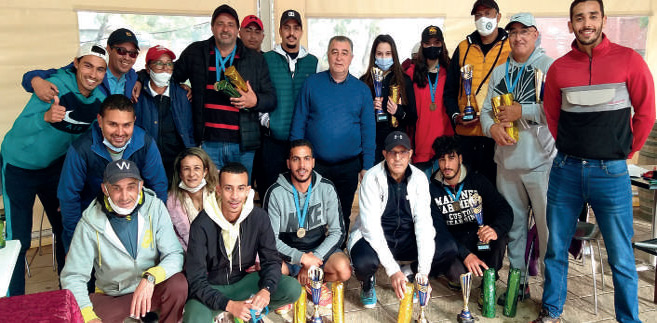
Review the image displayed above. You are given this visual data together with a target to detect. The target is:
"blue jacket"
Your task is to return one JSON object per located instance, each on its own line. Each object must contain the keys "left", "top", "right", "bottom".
{"left": 22, "top": 62, "right": 138, "bottom": 98}
{"left": 134, "top": 79, "right": 196, "bottom": 148}
{"left": 58, "top": 123, "right": 168, "bottom": 250}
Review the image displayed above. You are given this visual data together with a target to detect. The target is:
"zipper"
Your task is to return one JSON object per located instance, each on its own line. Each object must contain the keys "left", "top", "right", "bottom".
{"left": 588, "top": 56, "right": 593, "bottom": 85}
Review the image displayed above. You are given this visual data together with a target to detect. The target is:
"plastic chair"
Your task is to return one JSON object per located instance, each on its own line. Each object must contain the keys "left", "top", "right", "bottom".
{"left": 573, "top": 221, "right": 605, "bottom": 315}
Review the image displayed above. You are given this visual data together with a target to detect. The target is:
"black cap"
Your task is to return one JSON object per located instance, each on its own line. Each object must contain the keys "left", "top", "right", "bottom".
{"left": 212, "top": 4, "right": 239, "bottom": 26}
{"left": 421, "top": 25, "right": 444, "bottom": 43}
{"left": 471, "top": 0, "right": 500, "bottom": 15}
{"left": 103, "top": 159, "right": 142, "bottom": 184}
{"left": 107, "top": 28, "right": 139, "bottom": 48}
{"left": 280, "top": 9, "right": 302, "bottom": 28}
{"left": 384, "top": 131, "right": 412, "bottom": 151}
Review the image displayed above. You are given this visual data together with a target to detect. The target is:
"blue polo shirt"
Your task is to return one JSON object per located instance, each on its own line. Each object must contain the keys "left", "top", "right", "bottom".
{"left": 107, "top": 70, "right": 127, "bottom": 95}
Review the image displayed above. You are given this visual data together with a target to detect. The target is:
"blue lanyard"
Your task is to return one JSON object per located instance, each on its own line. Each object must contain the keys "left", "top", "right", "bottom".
{"left": 215, "top": 45, "right": 236, "bottom": 82}
{"left": 427, "top": 66, "right": 440, "bottom": 103}
{"left": 248, "top": 306, "right": 269, "bottom": 322}
{"left": 443, "top": 183, "right": 464, "bottom": 203}
{"left": 292, "top": 182, "right": 312, "bottom": 229}
{"left": 504, "top": 51, "right": 533, "bottom": 94}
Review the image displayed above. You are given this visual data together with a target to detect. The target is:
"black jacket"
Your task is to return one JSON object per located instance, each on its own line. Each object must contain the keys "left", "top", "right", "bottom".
{"left": 173, "top": 37, "right": 276, "bottom": 150}
{"left": 185, "top": 206, "right": 281, "bottom": 311}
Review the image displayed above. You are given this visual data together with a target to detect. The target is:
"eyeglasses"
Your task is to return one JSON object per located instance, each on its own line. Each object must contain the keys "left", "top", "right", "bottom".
{"left": 112, "top": 46, "right": 139, "bottom": 58}
{"left": 508, "top": 28, "right": 536, "bottom": 38}
{"left": 388, "top": 150, "right": 411, "bottom": 159}
{"left": 150, "top": 61, "right": 174, "bottom": 70}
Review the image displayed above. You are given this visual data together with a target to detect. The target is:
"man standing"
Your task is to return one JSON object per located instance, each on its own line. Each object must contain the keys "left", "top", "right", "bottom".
{"left": 58, "top": 94, "right": 168, "bottom": 251}
{"left": 184, "top": 163, "right": 301, "bottom": 322}
{"left": 479, "top": 13, "right": 555, "bottom": 300}
{"left": 290, "top": 35, "right": 375, "bottom": 230}
{"left": 257, "top": 9, "right": 318, "bottom": 198}
{"left": 239, "top": 15, "right": 265, "bottom": 52}
{"left": 535, "top": 1, "right": 655, "bottom": 322}
{"left": 1, "top": 43, "right": 108, "bottom": 295}
{"left": 348, "top": 131, "right": 456, "bottom": 308}
{"left": 61, "top": 160, "right": 187, "bottom": 323}
{"left": 443, "top": 0, "right": 511, "bottom": 184}
{"left": 174, "top": 4, "right": 276, "bottom": 179}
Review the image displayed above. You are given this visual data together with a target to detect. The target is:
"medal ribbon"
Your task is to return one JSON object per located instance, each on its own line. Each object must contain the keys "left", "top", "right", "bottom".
{"left": 214, "top": 45, "right": 236, "bottom": 82}
{"left": 427, "top": 66, "right": 440, "bottom": 105}
{"left": 443, "top": 183, "right": 464, "bottom": 205}
{"left": 504, "top": 50, "right": 533, "bottom": 94}
{"left": 292, "top": 182, "right": 313, "bottom": 230}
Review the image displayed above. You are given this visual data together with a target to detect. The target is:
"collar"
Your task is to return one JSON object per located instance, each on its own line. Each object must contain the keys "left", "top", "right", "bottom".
{"left": 571, "top": 33, "right": 610, "bottom": 57}
{"left": 328, "top": 71, "right": 349, "bottom": 84}
{"left": 107, "top": 69, "right": 125, "bottom": 82}
{"left": 148, "top": 80, "right": 170, "bottom": 97}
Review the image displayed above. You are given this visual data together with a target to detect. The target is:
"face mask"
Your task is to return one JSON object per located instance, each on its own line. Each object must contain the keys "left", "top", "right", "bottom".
{"left": 105, "top": 184, "right": 141, "bottom": 215}
{"left": 375, "top": 57, "right": 394, "bottom": 71}
{"left": 422, "top": 46, "right": 443, "bottom": 60}
{"left": 149, "top": 70, "right": 172, "bottom": 88}
{"left": 103, "top": 137, "right": 132, "bottom": 153}
{"left": 179, "top": 178, "right": 207, "bottom": 194}
{"left": 475, "top": 16, "right": 498, "bottom": 37}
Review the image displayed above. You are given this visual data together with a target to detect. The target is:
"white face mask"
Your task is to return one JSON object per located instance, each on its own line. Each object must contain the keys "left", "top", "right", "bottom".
{"left": 179, "top": 178, "right": 207, "bottom": 194}
{"left": 105, "top": 184, "right": 141, "bottom": 215}
{"left": 475, "top": 16, "right": 498, "bottom": 37}
{"left": 149, "top": 70, "right": 172, "bottom": 88}
{"left": 103, "top": 137, "right": 131, "bottom": 153}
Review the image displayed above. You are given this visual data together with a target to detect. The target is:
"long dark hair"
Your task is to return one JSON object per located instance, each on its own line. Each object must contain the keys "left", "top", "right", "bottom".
{"left": 413, "top": 27, "right": 450, "bottom": 88}
{"left": 361, "top": 34, "right": 408, "bottom": 105}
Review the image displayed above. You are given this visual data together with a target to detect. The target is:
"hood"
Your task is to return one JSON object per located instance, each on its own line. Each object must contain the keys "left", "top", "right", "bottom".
{"left": 432, "top": 164, "right": 468, "bottom": 185}
{"left": 81, "top": 187, "right": 158, "bottom": 233}
{"left": 274, "top": 170, "right": 321, "bottom": 195}
{"left": 273, "top": 44, "right": 310, "bottom": 59}
{"left": 508, "top": 46, "right": 546, "bottom": 67}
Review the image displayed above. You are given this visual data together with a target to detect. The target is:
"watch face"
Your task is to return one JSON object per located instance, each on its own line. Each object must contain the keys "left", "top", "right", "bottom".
{"left": 145, "top": 274, "right": 155, "bottom": 283}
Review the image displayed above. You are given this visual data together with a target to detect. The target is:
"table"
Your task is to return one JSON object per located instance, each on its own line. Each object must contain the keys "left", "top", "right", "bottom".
{"left": 632, "top": 239, "right": 657, "bottom": 303}
{"left": 0, "top": 289, "right": 84, "bottom": 322}
{"left": 0, "top": 240, "right": 21, "bottom": 296}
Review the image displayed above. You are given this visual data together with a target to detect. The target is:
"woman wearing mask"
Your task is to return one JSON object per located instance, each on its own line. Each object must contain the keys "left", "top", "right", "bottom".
{"left": 406, "top": 26, "right": 454, "bottom": 177}
{"left": 166, "top": 147, "right": 219, "bottom": 250}
{"left": 135, "top": 45, "right": 196, "bottom": 183}
{"left": 361, "top": 35, "right": 416, "bottom": 163}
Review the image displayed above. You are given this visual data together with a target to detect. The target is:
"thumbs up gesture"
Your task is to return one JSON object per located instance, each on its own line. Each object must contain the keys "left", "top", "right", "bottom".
{"left": 44, "top": 96, "right": 66, "bottom": 123}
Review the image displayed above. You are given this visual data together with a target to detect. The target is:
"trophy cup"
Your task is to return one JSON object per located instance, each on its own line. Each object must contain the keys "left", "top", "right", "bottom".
{"left": 308, "top": 266, "right": 324, "bottom": 323}
{"left": 389, "top": 84, "right": 400, "bottom": 128}
{"left": 534, "top": 69, "right": 546, "bottom": 103}
{"left": 469, "top": 193, "right": 490, "bottom": 251}
{"left": 331, "top": 282, "right": 345, "bottom": 323}
{"left": 415, "top": 274, "right": 429, "bottom": 323}
{"left": 397, "top": 281, "right": 415, "bottom": 323}
{"left": 372, "top": 67, "right": 388, "bottom": 123}
{"left": 490, "top": 93, "right": 519, "bottom": 142}
{"left": 224, "top": 65, "right": 248, "bottom": 92}
{"left": 460, "top": 64, "right": 476, "bottom": 121}
{"left": 457, "top": 272, "right": 475, "bottom": 323}
{"left": 293, "top": 287, "right": 306, "bottom": 323}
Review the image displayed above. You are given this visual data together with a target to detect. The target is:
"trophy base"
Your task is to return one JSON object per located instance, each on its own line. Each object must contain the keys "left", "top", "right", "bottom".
{"left": 376, "top": 113, "right": 389, "bottom": 123}
{"left": 308, "top": 315, "right": 324, "bottom": 323}
{"left": 462, "top": 114, "right": 476, "bottom": 121}
{"left": 457, "top": 311, "right": 475, "bottom": 323}
{"left": 477, "top": 243, "right": 490, "bottom": 251}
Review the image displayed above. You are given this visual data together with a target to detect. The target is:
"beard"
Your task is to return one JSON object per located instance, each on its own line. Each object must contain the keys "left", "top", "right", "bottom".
{"left": 292, "top": 169, "right": 311, "bottom": 183}
{"left": 575, "top": 25, "right": 603, "bottom": 46}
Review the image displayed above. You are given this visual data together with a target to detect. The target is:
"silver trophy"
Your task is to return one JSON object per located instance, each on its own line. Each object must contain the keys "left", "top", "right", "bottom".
{"left": 457, "top": 272, "right": 475, "bottom": 323}
{"left": 470, "top": 193, "right": 489, "bottom": 251}
{"left": 460, "top": 64, "right": 476, "bottom": 121}
{"left": 415, "top": 273, "right": 430, "bottom": 323}
{"left": 372, "top": 67, "right": 388, "bottom": 123}
{"left": 535, "top": 68, "right": 546, "bottom": 103}
{"left": 308, "top": 266, "right": 324, "bottom": 323}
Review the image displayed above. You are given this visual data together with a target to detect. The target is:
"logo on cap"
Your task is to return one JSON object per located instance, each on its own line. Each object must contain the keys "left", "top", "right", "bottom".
{"left": 394, "top": 134, "right": 403, "bottom": 140}
{"left": 116, "top": 161, "right": 131, "bottom": 170}
{"left": 126, "top": 31, "right": 132, "bottom": 37}
{"left": 288, "top": 11, "right": 295, "bottom": 17}
{"left": 429, "top": 27, "right": 438, "bottom": 35}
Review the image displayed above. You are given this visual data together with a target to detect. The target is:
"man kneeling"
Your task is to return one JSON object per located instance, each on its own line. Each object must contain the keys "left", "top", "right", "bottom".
{"left": 184, "top": 163, "right": 301, "bottom": 322}
{"left": 61, "top": 159, "right": 186, "bottom": 323}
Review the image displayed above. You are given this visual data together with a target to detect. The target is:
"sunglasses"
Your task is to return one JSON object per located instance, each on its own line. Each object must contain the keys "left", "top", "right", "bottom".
{"left": 112, "top": 46, "right": 139, "bottom": 58}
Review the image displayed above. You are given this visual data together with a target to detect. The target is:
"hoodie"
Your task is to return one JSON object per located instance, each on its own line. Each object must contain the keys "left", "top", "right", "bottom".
{"left": 185, "top": 189, "right": 282, "bottom": 311}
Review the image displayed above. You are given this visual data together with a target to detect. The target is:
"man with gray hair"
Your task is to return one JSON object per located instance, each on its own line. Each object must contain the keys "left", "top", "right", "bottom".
{"left": 290, "top": 36, "right": 375, "bottom": 232}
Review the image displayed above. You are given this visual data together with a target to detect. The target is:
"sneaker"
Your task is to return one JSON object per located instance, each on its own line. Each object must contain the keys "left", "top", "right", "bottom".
{"left": 531, "top": 308, "right": 562, "bottom": 323}
{"left": 305, "top": 283, "right": 332, "bottom": 308}
{"left": 274, "top": 303, "right": 293, "bottom": 315}
{"left": 497, "top": 283, "right": 531, "bottom": 305}
{"left": 360, "top": 277, "right": 377, "bottom": 308}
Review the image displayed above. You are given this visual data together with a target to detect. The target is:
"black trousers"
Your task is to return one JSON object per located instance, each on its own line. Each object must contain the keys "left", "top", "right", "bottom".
{"left": 458, "top": 135, "right": 497, "bottom": 185}
{"left": 314, "top": 156, "right": 361, "bottom": 233}
{"left": 254, "top": 136, "right": 289, "bottom": 199}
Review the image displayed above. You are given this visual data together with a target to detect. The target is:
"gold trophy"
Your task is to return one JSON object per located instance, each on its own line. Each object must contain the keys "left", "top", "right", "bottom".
{"left": 224, "top": 65, "right": 248, "bottom": 92}
{"left": 460, "top": 64, "right": 477, "bottom": 121}
{"left": 535, "top": 69, "right": 546, "bottom": 103}
{"left": 397, "top": 281, "right": 415, "bottom": 323}
{"left": 293, "top": 287, "right": 307, "bottom": 323}
{"left": 308, "top": 266, "right": 324, "bottom": 323}
{"left": 331, "top": 282, "right": 345, "bottom": 323}
{"left": 389, "top": 84, "right": 400, "bottom": 128}
{"left": 415, "top": 274, "right": 429, "bottom": 323}
{"left": 457, "top": 273, "right": 475, "bottom": 323}
{"left": 491, "top": 93, "right": 519, "bottom": 142}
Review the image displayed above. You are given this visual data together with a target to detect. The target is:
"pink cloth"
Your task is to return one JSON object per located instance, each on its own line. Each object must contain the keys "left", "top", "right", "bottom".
{"left": 166, "top": 192, "right": 191, "bottom": 250}
{"left": 0, "top": 289, "right": 84, "bottom": 322}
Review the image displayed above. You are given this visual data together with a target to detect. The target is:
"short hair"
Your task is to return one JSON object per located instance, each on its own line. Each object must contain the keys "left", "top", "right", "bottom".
{"left": 99, "top": 94, "right": 134, "bottom": 117}
{"left": 432, "top": 136, "right": 462, "bottom": 159}
{"left": 570, "top": 0, "right": 604, "bottom": 20}
{"left": 289, "top": 139, "right": 314, "bottom": 158}
{"left": 328, "top": 36, "right": 354, "bottom": 54}
{"left": 220, "top": 162, "right": 248, "bottom": 177}
{"left": 170, "top": 147, "right": 220, "bottom": 201}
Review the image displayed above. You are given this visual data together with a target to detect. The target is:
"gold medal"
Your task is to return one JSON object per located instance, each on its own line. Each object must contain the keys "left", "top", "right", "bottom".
{"left": 214, "top": 81, "right": 221, "bottom": 91}
{"left": 452, "top": 201, "right": 461, "bottom": 212}
{"left": 430, "top": 102, "right": 437, "bottom": 111}
{"left": 297, "top": 228, "right": 306, "bottom": 238}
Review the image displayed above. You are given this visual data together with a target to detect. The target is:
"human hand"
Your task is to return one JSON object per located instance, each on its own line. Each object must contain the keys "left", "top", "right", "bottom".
{"left": 131, "top": 81, "right": 141, "bottom": 103}
{"left": 88, "top": 319, "right": 102, "bottom": 323}
{"left": 454, "top": 113, "right": 479, "bottom": 127}
{"left": 373, "top": 97, "right": 383, "bottom": 111}
{"left": 463, "top": 253, "right": 489, "bottom": 276}
{"left": 249, "top": 288, "right": 271, "bottom": 310}
{"left": 180, "top": 84, "right": 192, "bottom": 101}
{"left": 32, "top": 77, "right": 59, "bottom": 102}
{"left": 226, "top": 300, "right": 253, "bottom": 321}
{"left": 477, "top": 225, "right": 498, "bottom": 243}
{"left": 359, "top": 170, "right": 366, "bottom": 183}
{"left": 386, "top": 98, "right": 398, "bottom": 115}
{"left": 496, "top": 102, "right": 522, "bottom": 123}
{"left": 230, "top": 81, "right": 257, "bottom": 109}
{"left": 390, "top": 271, "right": 408, "bottom": 300}
{"left": 43, "top": 96, "right": 66, "bottom": 123}
{"left": 300, "top": 252, "right": 323, "bottom": 269}
{"left": 130, "top": 277, "right": 155, "bottom": 318}
{"left": 489, "top": 123, "right": 516, "bottom": 146}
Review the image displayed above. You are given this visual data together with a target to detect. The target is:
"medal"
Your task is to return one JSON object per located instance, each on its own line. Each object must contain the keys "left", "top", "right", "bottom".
{"left": 427, "top": 68, "right": 440, "bottom": 112}
{"left": 430, "top": 103, "right": 437, "bottom": 111}
{"left": 452, "top": 201, "right": 461, "bottom": 212}
{"left": 444, "top": 183, "right": 464, "bottom": 213}
{"left": 292, "top": 182, "right": 313, "bottom": 240}
{"left": 297, "top": 228, "right": 306, "bottom": 238}
{"left": 214, "top": 81, "right": 221, "bottom": 91}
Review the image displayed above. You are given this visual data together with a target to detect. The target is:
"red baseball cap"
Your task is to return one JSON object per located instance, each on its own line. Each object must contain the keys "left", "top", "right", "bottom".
{"left": 241, "top": 15, "right": 263, "bottom": 30}
{"left": 145, "top": 45, "right": 176, "bottom": 64}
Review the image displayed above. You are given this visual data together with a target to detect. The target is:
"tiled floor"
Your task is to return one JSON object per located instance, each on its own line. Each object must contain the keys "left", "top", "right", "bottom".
{"left": 24, "top": 208, "right": 657, "bottom": 322}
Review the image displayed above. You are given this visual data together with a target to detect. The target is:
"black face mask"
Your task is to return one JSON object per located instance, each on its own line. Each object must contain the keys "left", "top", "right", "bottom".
{"left": 422, "top": 46, "right": 443, "bottom": 60}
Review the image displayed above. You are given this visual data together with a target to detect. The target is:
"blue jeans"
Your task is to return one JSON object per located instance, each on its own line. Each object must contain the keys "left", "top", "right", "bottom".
{"left": 202, "top": 141, "right": 255, "bottom": 182}
{"left": 542, "top": 153, "right": 639, "bottom": 323}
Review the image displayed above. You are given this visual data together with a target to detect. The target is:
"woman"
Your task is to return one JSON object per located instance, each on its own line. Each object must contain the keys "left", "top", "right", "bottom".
{"left": 361, "top": 34, "right": 416, "bottom": 163}
{"left": 406, "top": 25, "right": 454, "bottom": 177}
{"left": 167, "top": 147, "right": 219, "bottom": 250}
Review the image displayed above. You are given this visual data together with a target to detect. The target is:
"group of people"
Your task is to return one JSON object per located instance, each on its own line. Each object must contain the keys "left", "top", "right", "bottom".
{"left": 1, "top": 0, "right": 654, "bottom": 322}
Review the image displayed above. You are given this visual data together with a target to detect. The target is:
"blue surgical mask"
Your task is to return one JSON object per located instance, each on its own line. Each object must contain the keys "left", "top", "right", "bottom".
{"left": 375, "top": 57, "right": 394, "bottom": 71}
{"left": 103, "top": 137, "right": 132, "bottom": 153}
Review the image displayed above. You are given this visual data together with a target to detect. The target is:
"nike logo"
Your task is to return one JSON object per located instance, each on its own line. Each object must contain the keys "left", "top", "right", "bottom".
{"left": 63, "top": 110, "right": 91, "bottom": 125}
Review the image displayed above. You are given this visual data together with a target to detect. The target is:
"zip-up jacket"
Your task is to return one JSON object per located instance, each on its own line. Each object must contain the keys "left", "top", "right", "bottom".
{"left": 263, "top": 171, "right": 344, "bottom": 264}
{"left": 544, "top": 35, "right": 655, "bottom": 159}
{"left": 348, "top": 161, "right": 436, "bottom": 277}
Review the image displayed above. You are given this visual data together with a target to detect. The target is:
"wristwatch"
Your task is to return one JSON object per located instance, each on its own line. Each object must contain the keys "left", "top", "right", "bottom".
{"left": 142, "top": 272, "right": 156, "bottom": 284}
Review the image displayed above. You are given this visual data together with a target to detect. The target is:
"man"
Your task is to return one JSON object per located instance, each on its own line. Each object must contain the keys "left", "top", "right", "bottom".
{"left": 174, "top": 4, "right": 276, "bottom": 179}
{"left": 535, "top": 1, "right": 655, "bottom": 322}
{"left": 61, "top": 160, "right": 186, "bottom": 323}
{"left": 263, "top": 139, "right": 351, "bottom": 308}
{"left": 290, "top": 35, "right": 375, "bottom": 231}
{"left": 239, "top": 15, "right": 265, "bottom": 52}
{"left": 22, "top": 28, "right": 140, "bottom": 102}
{"left": 443, "top": 0, "right": 511, "bottom": 185}
{"left": 348, "top": 131, "right": 456, "bottom": 308}
{"left": 479, "top": 13, "right": 556, "bottom": 301}
{"left": 58, "top": 94, "right": 168, "bottom": 251}
{"left": 1, "top": 43, "right": 108, "bottom": 296}
{"left": 184, "top": 163, "right": 301, "bottom": 322}
{"left": 429, "top": 136, "right": 512, "bottom": 288}
{"left": 256, "top": 9, "right": 318, "bottom": 198}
